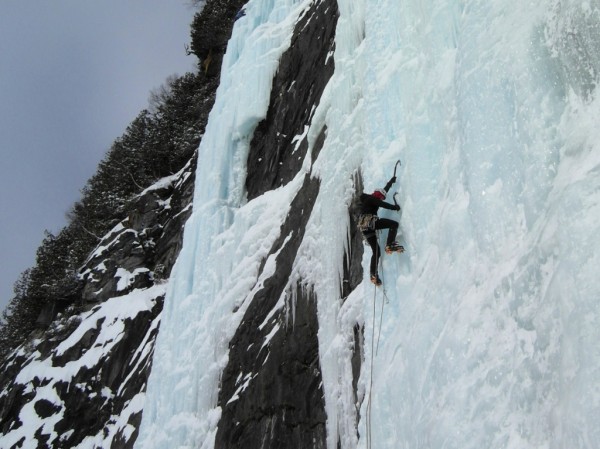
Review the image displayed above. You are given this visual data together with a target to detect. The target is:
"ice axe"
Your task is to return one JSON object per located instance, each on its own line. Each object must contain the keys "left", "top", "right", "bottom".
{"left": 392, "top": 160, "right": 401, "bottom": 210}
{"left": 392, "top": 159, "right": 401, "bottom": 178}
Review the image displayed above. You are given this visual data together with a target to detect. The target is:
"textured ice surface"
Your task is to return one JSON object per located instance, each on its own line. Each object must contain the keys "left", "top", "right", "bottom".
{"left": 137, "top": 0, "right": 600, "bottom": 448}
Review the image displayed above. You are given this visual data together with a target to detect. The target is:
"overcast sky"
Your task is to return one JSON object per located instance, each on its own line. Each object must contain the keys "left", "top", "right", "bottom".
{"left": 0, "top": 1, "right": 198, "bottom": 312}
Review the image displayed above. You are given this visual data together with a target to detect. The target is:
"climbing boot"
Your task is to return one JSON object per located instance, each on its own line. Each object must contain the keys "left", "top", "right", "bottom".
{"left": 370, "top": 273, "right": 382, "bottom": 286}
{"left": 385, "top": 242, "right": 405, "bottom": 254}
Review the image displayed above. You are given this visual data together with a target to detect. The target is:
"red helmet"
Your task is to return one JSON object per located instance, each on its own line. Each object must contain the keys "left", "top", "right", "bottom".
{"left": 372, "top": 189, "right": 386, "bottom": 200}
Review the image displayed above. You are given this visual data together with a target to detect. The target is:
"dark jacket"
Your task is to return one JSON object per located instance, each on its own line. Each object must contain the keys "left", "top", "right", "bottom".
{"left": 359, "top": 177, "right": 397, "bottom": 215}
{"left": 359, "top": 194, "right": 397, "bottom": 215}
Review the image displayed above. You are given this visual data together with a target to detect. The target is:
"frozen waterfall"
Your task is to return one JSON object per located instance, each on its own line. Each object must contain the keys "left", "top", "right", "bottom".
{"left": 137, "top": 0, "right": 600, "bottom": 448}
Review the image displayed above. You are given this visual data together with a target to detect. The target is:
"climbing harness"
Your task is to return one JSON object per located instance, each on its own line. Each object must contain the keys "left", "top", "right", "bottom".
{"left": 357, "top": 214, "right": 378, "bottom": 232}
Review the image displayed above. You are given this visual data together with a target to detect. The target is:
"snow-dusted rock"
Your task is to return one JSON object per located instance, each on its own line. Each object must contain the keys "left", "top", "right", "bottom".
{"left": 0, "top": 158, "right": 195, "bottom": 449}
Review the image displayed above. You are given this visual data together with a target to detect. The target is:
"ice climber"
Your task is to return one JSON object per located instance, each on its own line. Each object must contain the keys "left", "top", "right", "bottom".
{"left": 358, "top": 175, "right": 404, "bottom": 286}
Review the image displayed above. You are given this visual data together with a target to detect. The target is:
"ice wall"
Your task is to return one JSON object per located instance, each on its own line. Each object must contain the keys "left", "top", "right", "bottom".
{"left": 137, "top": 0, "right": 600, "bottom": 448}
{"left": 355, "top": 0, "right": 600, "bottom": 448}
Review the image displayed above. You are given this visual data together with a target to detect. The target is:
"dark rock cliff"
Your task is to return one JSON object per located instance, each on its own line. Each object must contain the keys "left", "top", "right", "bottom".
{"left": 245, "top": 0, "right": 338, "bottom": 201}
{"left": 0, "top": 159, "right": 195, "bottom": 449}
{"left": 215, "top": 1, "right": 365, "bottom": 448}
{"left": 216, "top": 174, "right": 325, "bottom": 449}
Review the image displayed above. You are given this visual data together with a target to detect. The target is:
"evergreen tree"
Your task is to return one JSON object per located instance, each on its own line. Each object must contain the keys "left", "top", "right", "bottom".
{"left": 0, "top": 270, "right": 33, "bottom": 358}
{"left": 190, "top": 0, "right": 248, "bottom": 75}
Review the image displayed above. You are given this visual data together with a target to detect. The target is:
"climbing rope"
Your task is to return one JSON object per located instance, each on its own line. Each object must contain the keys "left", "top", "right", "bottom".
{"left": 366, "top": 276, "right": 376, "bottom": 449}
{"left": 365, "top": 231, "right": 379, "bottom": 449}
{"left": 366, "top": 231, "right": 389, "bottom": 449}
{"left": 376, "top": 237, "right": 387, "bottom": 356}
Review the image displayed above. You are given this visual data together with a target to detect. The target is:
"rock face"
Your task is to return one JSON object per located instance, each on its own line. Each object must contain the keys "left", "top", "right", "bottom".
{"left": 245, "top": 0, "right": 338, "bottom": 201}
{"left": 0, "top": 160, "right": 195, "bottom": 449}
{"left": 215, "top": 1, "right": 364, "bottom": 448}
{"left": 215, "top": 164, "right": 326, "bottom": 449}
{"left": 80, "top": 157, "right": 196, "bottom": 303}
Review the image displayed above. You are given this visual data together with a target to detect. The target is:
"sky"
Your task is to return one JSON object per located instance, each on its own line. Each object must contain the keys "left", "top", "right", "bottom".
{"left": 0, "top": 1, "right": 198, "bottom": 313}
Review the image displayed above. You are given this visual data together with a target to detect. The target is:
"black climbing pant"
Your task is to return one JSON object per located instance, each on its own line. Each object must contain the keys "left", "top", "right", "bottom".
{"left": 363, "top": 218, "right": 398, "bottom": 276}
